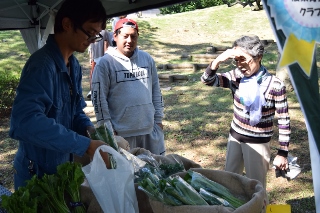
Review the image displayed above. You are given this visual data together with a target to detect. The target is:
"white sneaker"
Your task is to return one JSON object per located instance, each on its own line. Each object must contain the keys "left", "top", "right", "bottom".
{"left": 86, "top": 91, "right": 91, "bottom": 99}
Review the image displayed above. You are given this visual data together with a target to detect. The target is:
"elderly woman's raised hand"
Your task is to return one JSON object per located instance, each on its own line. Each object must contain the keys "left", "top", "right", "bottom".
{"left": 213, "top": 49, "right": 235, "bottom": 67}
{"left": 211, "top": 48, "right": 240, "bottom": 69}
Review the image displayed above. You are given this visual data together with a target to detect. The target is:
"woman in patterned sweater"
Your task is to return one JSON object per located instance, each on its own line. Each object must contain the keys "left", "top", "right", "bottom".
{"left": 201, "top": 35, "right": 291, "bottom": 189}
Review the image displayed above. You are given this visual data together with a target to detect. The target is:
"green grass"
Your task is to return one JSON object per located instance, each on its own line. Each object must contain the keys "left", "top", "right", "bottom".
{"left": 137, "top": 4, "right": 276, "bottom": 62}
{"left": 0, "top": 31, "right": 30, "bottom": 78}
{"left": 0, "top": 4, "right": 318, "bottom": 213}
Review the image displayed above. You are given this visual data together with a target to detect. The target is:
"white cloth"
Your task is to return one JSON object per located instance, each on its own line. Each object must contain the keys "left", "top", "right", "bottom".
{"left": 238, "top": 75, "right": 266, "bottom": 126}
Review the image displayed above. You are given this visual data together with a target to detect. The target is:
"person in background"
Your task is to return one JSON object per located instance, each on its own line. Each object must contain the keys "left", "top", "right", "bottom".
{"left": 9, "top": 0, "right": 110, "bottom": 190}
{"left": 91, "top": 18, "right": 166, "bottom": 156}
{"left": 111, "top": 17, "right": 120, "bottom": 32}
{"left": 201, "top": 35, "right": 291, "bottom": 189}
{"left": 86, "top": 29, "right": 109, "bottom": 99}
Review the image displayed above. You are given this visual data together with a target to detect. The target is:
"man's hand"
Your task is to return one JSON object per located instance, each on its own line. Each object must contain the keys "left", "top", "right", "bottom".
{"left": 86, "top": 139, "right": 111, "bottom": 169}
{"left": 156, "top": 123, "right": 163, "bottom": 130}
{"left": 85, "top": 126, "right": 96, "bottom": 138}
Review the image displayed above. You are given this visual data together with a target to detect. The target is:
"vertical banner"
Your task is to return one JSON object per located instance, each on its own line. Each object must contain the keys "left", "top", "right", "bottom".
{"left": 262, "top": 0, "right": 320, "bottom": 212}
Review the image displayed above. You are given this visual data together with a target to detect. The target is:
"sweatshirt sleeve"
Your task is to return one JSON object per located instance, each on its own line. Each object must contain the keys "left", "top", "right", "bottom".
{"left": 91, "top": 61, "right": 113, "bottom": 127}
{"left": 150, "top": 57, "right": 164, "bottom": 123}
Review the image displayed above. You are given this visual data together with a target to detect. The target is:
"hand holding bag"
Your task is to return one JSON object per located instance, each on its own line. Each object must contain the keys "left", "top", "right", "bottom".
{"left": 82, "top": 145, "right": 139, "bottom": 213}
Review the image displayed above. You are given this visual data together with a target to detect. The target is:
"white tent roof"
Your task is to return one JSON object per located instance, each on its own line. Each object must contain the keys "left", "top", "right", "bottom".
{"left": 0, "top": 0, "right": 188, "bottom": 30}
{"left": 0, "top": 0, "right": 189, "bottom": 53}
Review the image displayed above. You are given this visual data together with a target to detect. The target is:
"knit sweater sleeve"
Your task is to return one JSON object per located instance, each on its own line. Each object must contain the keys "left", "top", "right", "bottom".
{"left": 201, "top": 63, "right": 239, "bottom": 90}
{"left": 200, "top": 63, "right": 219, "bottom": 86}
{"left": 273, "top": 80, "right": 291, "bottom": 146}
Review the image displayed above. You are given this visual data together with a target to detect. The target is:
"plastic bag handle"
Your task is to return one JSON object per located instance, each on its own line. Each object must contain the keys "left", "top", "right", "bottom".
{"left": 90, "top": 145, "right": 131, "bottom": 173}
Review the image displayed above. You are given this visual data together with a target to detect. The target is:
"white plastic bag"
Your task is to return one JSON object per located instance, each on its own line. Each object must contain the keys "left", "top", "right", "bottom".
{"left": 273, "top": 154, "right": 301, "bottom": 180}
{"left": 82, "top": 145, "right": 139, "bottom": 213}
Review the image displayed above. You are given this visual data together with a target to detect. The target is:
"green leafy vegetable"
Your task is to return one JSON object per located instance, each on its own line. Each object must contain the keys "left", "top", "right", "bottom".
{"left": 199, "top": 188, "right": 234, "bottom": 209}
{"left": 137, "top": 168, "right": 208, "bottom": 206}
{"left": 134, "top": 164, "right": 162, "bottom": 183}
{"left": 184, "top": 170, "right": 245, "bottom": 208}
{"left": 159, "top": 163, "right": 184, "bottom": 178}
{"left": 87, "top": 125, "right": 119, "bottom": 169}
{"left": 104, "top": 126, "right": 119, "bottom": 152}
{"left": 95, "top": 125, "right": 119, "bottom": 152}
{"left": 1, "top": 162, "right": 86, "bottom": 213}
{"left": 1, "top": 183, "right": 38, "bottom": 213}
{"left": 138, "top": 178, "right": 163, "bottom": 202}
{"left": 57, "top": 161, "right": 86, "bottom": 213}
{"left": 36, "top": 173, "right": 70, "bottom": 212}
{"left": 166, "top": 176, "right": 208, "bottom": 205}
{"left": 158, "top": 179, "right": 183, "bottom": 206}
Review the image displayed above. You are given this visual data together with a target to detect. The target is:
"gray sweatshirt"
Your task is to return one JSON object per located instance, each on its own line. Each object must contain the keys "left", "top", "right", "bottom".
{"left": 91, "top": 47, "right": 164, "bottom": 137}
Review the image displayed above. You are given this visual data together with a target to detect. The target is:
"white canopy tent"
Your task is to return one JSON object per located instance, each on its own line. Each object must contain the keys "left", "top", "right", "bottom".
{"left": 0, "top": 0, "right": 189, "bottom": 53}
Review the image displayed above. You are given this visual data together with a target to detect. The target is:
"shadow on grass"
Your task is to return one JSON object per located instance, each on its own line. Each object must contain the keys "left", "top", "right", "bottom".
{"left": 286, "top": 196, "right": 316, "bottom": 213}
{"left": 137, "top": 20, "right": 279, "bottom": 68}
{"left": 138, "top": 20, "right": 230, "bottom": 54}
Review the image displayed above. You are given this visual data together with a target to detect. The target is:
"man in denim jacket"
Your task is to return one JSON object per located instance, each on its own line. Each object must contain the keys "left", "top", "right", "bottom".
{"left": 9, "top": 0, "right": 110, "bottom": 190}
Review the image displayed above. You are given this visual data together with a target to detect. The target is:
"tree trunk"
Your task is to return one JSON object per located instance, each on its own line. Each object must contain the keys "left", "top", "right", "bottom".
{"left": 276, "top": 52, "right": 294, "bottom": 91}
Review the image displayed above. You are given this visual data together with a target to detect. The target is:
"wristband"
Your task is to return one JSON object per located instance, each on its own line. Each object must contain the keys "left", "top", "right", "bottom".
{"left": 277, "top": 149, "right": 288, "bottom": 157}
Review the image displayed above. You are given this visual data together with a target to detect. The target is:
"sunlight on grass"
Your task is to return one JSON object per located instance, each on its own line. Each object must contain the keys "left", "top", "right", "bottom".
{"left": 0, "top": 148, "right": 16, "bottom": 161}
{"left": 138, "top": 5, "right": 275, "bottom": 62}
{"left": 0, "top": 31, "right": 29, "bottom": 77}
{"left": 197, "top": 99, "right": 212, "bottom": 106}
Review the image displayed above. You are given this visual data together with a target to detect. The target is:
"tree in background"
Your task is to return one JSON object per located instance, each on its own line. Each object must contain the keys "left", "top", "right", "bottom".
{"left": 222, "top": 0, "right": 262, "bottom": 11}
{"left": 160, "top": 0, "right": 262, "bottom": 14}
{"left": 160, "top": 0, "right": 224, "bottom": 14}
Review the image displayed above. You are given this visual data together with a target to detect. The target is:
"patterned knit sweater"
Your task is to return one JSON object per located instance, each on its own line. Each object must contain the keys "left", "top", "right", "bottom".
{"left": 201, "top": 65, "right": 291, "bottom": 146}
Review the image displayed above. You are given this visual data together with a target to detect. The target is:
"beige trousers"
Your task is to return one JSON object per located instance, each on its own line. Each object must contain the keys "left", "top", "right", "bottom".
{"left": 225, "top": 134, "right": 271, "bottom": 189}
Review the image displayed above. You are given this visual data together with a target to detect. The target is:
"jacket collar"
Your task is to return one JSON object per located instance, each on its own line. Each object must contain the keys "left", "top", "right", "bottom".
{"left": 45, "top": 34, "right": 76, "bottom": 73}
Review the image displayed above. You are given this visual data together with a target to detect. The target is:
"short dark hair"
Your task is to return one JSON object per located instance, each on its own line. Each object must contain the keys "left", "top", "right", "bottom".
{"left": 54, "top": 0, "right": 107, "bottom": 33}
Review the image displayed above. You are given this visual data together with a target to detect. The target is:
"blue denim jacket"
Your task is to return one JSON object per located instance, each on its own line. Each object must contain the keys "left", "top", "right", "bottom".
{"left": 9, "top": 34, "right": 92, "bottom": 189}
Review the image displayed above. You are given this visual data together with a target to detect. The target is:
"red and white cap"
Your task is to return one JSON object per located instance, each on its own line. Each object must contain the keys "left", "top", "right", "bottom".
{"left": 114, "top": 18, "right": 139, "bottom": 33}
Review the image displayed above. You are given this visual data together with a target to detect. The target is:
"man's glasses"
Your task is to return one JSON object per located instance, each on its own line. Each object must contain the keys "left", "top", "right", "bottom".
{"left": 78, "top": 26, "right": 103, "bottom": 42}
